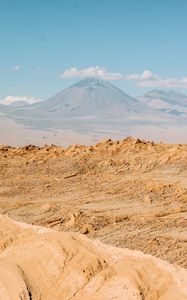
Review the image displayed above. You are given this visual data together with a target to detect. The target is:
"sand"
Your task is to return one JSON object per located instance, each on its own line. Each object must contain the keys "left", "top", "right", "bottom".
{"left": 0, "top": 137, "right": 186, "bottom": 269}
{"left": 0, "top": 214, "right": 186, "bottom": 300}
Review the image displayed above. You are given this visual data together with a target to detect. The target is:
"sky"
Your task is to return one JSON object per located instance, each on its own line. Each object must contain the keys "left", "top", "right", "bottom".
{"left": 1, "top": 0, "right": 187, "bottom": 101}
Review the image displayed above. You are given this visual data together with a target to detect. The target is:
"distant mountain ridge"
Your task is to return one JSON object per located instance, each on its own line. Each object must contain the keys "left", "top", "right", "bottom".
{"left": 1, "top": 79, "right": 187, "bottom": 118}
{"left": 137, "top": 89, "right": 187, "bottom": 115}
{"left": 0, "top": 78, "right": 186, "bottom": 145}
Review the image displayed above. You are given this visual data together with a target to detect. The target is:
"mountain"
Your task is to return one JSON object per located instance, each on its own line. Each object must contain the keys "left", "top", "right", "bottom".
{"left": 2, "top": 77, "right": 165, "bottom": 129}
{"left": 35, "top": 78, "right": 154, "bottom": 119}
{"left": 1, "top": 78, "right": 186, "bottom": 145}
{"left": 137, "top": 89, "right": 187, "bottom": 115}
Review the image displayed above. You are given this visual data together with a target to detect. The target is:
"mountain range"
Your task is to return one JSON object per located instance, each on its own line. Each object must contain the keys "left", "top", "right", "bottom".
{"left": 0, "top": 78, "right": 187, "bottom": 145}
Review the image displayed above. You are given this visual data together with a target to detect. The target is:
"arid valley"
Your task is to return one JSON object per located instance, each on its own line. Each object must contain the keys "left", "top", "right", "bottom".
{"left": 0, "top": 137, "right": 186, "bottom": 299}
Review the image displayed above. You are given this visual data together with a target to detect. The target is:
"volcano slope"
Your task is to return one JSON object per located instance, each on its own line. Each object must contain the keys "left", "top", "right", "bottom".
{"left": 0, "top": 214, "right": 187, "bottom": 300}
{"left": 0, "top": 137, "right": 186, "bottom": 268}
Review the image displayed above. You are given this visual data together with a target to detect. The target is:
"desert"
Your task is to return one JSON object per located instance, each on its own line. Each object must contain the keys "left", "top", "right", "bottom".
{"left": 0, "top": 137, "right": 186, "bottom": 299}
{"left": 1, "top": 1, "right": 187, "bottom": 298}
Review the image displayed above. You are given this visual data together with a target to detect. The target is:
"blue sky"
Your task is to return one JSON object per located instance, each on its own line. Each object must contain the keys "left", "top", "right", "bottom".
{"left": 1, "top": 0, "right": 187, "bottom": 100}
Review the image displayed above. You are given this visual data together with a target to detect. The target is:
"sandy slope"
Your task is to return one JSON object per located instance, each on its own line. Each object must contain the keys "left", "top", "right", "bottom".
{"left": 0, "top": 214, "right": 187, "bottom": 300}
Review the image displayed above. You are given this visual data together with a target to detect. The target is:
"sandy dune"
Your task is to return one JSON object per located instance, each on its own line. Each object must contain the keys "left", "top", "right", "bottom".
{"left": 0, "top": 214, "right": 187, "bottom": 300}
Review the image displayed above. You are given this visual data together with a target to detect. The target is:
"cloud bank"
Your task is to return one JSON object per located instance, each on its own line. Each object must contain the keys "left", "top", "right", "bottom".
{"left": 60, "top": 66, "right": 123, "bottom": 80}
{"left": 126, "top": 70, "right": 187, "bottom": 88}
{"left": 61, "top": 66, "right": 187, "bottom": 89}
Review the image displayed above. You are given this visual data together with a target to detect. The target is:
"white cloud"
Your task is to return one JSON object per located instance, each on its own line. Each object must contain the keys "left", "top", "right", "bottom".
{"left": 0, "top": 96, "right": 42, "bottom": 105}
{"left": 126, "top": 70, "right": 187, "bottom": 88}
{"left": 126, "top": 70, "right": 158, "bottom": 81}
{"left": 61, "top": 67, "right": 187, "bottom": 88}
{"left": 60, "top": 66, "right": 123, "bottom": 80}
{"left": 12, "top": 65, "right": 21, "bottom": 72}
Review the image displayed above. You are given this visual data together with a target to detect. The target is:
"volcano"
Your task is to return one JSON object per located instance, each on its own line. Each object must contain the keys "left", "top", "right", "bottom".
{"left": 0, "top": 78, "right": 183, "bottom": 145}
{"left": 34, "top": 77, "right": 154, "bottom": 119}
